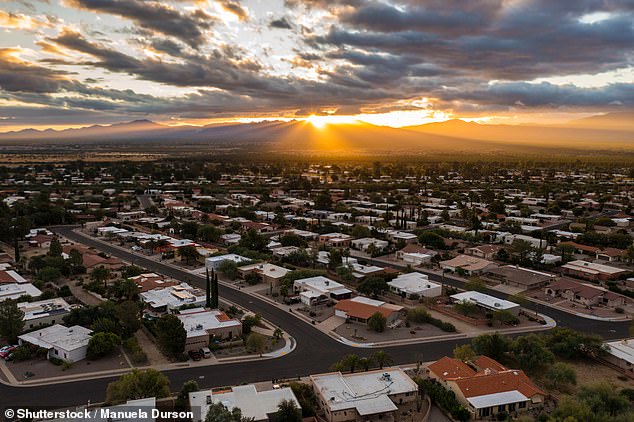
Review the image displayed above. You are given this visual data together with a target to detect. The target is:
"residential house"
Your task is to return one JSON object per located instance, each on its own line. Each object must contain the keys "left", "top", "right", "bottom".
{"left": 560, "top": 260, "right": 628, "bottom": 282}
{"left": 350, "top": 238, "right": 389, "bottom": 253}
{"left": 205, "top": 254, "right": 251, "bottom": 270}
{"left": 18, "top": 298, "right": 71, "bottom": 330}
{"left": 603, "top": 339, "right": 634, "bottom": 377}
{"left": 450, "top": 291, "right": 520, "bottom": 316}
{"left": 334, "top": 296, "right": 405, "bottom": 325}
{"left": 293, "top": 276, "right": 352, "bottom": 305}
{"left": 140, "top": 283, "right": 206, "bottom": 314}
{"left": 440, "top": 255, "right": 498, "bottom": 276}
{"left": 318, "top": 233, "right": 352, "bottom": 247}
{"left": 545, "top": 277, "right": 627, "bottom": 307}
{"left": 189, "top": 385, "right": 301, "bottom": 422}
{"left": 485, "top": 266, "right": 556, "bottom": 290}
{"left": 238, "top": 262, "right": 290, "bottom": 291}
{"left": 426, "top": 356, "right": 545, "bottom": 420}
{"left": 178, "top": 308, "right": 242, "bottom": 351}
{"left": 388, "top": 272, "right": 442, "bottom": 299}
{"left": 466, "top": 245, "right": 501, "bottom": 260}
{"left": 311, "top": 368, "right": 418, "bottom": 422}
{"left": 18, "top": 324, "right": 92, "bottom": 363}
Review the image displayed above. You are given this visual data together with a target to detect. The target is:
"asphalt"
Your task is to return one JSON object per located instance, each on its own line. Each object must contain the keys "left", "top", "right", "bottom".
{"left": 0, "top": 226, "right": 629, "bottom": 409}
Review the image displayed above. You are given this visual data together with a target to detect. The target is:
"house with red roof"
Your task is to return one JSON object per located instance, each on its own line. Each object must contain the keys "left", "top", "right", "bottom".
{"left": 426, "top": 356, "right": 545, "bottom": 420}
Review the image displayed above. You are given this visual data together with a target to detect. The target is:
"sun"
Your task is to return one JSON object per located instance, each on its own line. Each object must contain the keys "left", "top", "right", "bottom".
{"left": 306, "top": 114, "right": 329, "bottom": 129}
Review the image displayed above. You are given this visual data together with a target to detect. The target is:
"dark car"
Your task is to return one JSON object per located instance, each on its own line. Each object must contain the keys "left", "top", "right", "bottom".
{"left": 188, "top": 350, "right": 202, "bottom": 361}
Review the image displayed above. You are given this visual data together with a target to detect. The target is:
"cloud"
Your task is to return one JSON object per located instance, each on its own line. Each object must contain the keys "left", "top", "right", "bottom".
{"left": 269, "top": 17, "right": 292, "bottom": 29}
{"left": 64, "top": 0, "right": 216, "bottom": 48}
{"left": 217, "top": 0, "right": 248, "bottom": 21}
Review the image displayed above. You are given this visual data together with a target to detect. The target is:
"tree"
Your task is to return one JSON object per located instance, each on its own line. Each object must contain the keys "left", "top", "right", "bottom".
{"left": 275, "top": 399, "right": 301, "bottom": 422}
{"left": 68, "top": 248, "right": 84, "bottom": 274}
{"left": 91, "top": 266, "right": 111, "bottom": 289}
{"left": 342, "top": 353, "right": 361, "bottom": 373}
{"left": 239, "top": 229, "right": 267, "bottom": 252}
{"left": 38, "top": 266, "right": 62, "bottom": 283}
{"left": 48, "top": 237, "right": 63, "bottom": 257}
{"left": 371, "top": 350, "right": 393, "bottom": 369}
{"left": 545, "top": 328, "right": 608, "bottom": 359}
{"left": 358, "top": 276, "right": 388, "bottom": 298}
{"left": 175, "top": 380, "right": 199, "bottom": 411}
{"left": 155, "top": 314, "right": 186, "bottom": 358}
{"left": 116, "top": 300, "right": 141, "bottom": 338}
{"left": 87, "top": 332, "right": 121, "bottom": 360}
{"left": 368, "top": 311, "right": 387, "bottom": 332}
{"left": 0, "top": 299, "right": 25, "bottom": 343}
{"left": 289, "top": 382, "right": 317, "bottom": 417}
{"left": 246, "top": 332, "right": 266, "bottom": 355}
{"left": 178, "top": 245, "right": 200, "bottom": 265}
{"left": 453, "top": 344, "right": 476, "bottom": 362}
{"left": 114, "top": 279, "right": 140, "bottom": 301}
{"left": 180, "top": 221, "right": 199, "bottom": 240}
{"left": 510, "top": 239, "right": 535, "bottom": 264}
{"left": 576, "top": 382, "right": 631, "bottom": 418}
{"left": 205, "top": 402, "right": 252, "bottom": 422}
{"left": 471, "top": 333, "right": 511, "bottom": 362}
{"left": 545, "top": 362, "right": 577, "bottom": 390}
{"left": 418, "top": 231, "right": 446, "bottom": 250}
{"left": 198, "top": 225, "right": 222, "bottom": 243}
{"left": 327, "top": 249, "right": 342, "bottom": 270}
{"left": 464, "top": 277, "right": 486, "bottom": 292}
{"left": 106, "top": 369, "right": 170, "bottom": 404}
{"left": 92, "top": 317, "right": 118, "bottom": 334}
{"left": 492, "top": 310, "right": 519, "bottom": 326}
{"left": 242, "top": 314, "right": 261, "bottom": 334}
{"left": 218, "top": 260, "right": 240, "bottom": 280}
{"left": 453, "top": 300, "right": 479, "bottom": 316}
{"left": 511, "top": 334, "right": 554, "bottom": 372}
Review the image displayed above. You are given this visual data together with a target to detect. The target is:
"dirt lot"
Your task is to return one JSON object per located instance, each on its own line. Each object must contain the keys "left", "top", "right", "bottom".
{"left": 334, "top": 320, "right": 447, "bottom": 343}
{"left": 5, "top": 348, "right": 130, "bottom": 381}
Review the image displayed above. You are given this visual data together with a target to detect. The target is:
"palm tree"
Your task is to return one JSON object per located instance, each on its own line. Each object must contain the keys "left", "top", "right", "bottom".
{"left": 276, "top": 399, "right": 301, "bottom": 422}
{"left": 371, "top": 350, "right": 393, "bottom": 369}
{"left": 343, "top": 354, "right": 361, "bottom": 373}
{"left": 359, "top": 357, "right": 373, "bottom": 372}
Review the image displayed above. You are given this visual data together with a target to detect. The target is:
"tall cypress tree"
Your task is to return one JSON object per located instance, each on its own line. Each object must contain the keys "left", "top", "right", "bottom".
{"left": 211, "top": 271, "right": 219, "bottom": 309}
{"left": 205, "top": 269, "right": 211, "bottom": 308}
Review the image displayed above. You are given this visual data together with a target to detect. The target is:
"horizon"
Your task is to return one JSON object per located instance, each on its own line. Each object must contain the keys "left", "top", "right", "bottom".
{"left": 1, "top": 1, "right": 633, "bottom": 133}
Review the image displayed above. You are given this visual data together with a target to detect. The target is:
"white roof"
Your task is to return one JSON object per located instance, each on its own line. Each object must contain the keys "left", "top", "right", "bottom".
{"left": 388, "top": 273, "right": 440, "bottom": 294}
{"left": 562, "top": 260, "right": 625, "bottom": 275}
{"left": 311, "top": 369, "right": 417, "bottom": 414}
{"left": 205, "top": 254, "right": 250, "bottom": 264}
{"left": 178, "top": 308, "right": 241, "bottom": 338}
{"left": 451, "top": 291, "right": 519, "bottom": 311}
{"left": 238, "top": 262, "right": 290, "bottom": 279}
{"left": 467, "top": 391, "right": 529, "bottom": 409}
{"left": 19, "top": 324, "right": 92, "bottom": 352}
{"left": 140, "top": 282, "right": 205, "bottom": 310}
{"left": 605, "top": 339, "right": 634, "bottom": 365}
{"left": 18, "top": 298, "right": 71, "bottom": 321}
{"left": 190, "top": 385, "right": 300, "bottom": 421}
{"left": 0, "top": 282, "right": 42, "bottom": 301}
{"left": 294, "top": 276, "right": 344, "bottom": 294}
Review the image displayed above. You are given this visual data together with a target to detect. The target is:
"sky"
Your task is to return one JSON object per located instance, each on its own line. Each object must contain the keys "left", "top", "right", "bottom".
{"left": 0, "top": 0, "right": 633, "bottom": 131}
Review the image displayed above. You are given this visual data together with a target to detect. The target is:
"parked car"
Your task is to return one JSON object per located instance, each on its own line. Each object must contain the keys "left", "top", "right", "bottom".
{"left": 5, "top": 353, "right": 15, "bottom": 362}
{"left": 0, "top": 345, "right": 17, "bottom": 359}
{"left": 199, "top": 347, "right": 211, "bottom": 359}
{"left": 188, "top": 350, "right": 202, "bottom": 361}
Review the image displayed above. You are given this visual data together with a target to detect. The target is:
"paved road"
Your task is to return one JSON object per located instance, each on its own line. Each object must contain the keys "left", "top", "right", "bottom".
{"left": 0, "top": 226, "right": 628, "bottom": 409}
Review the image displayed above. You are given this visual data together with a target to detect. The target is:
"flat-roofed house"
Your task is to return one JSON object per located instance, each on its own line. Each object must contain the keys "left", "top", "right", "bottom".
{"left": 140, "top": 282, "right": 206, "bottom": 314}
{"left": 388, "top": 272, "right": 442, "bottom": 298}
{"left": 177, "top": 308, "right": 242, "bottom": 351}
{"left": 560, "top": 260, "right": 628, "bottom": 282}
{"left": 450, "top": 291, "right": 520, "bottom": 315}
{"left": 18, "top": 298, "right": 71, "bottom": 330}
{"left": 604, "top": 339, "right": 634, "bottom": 377}
{"left": 293, "top": 276, "right": 352, "bottom": 305}
{"left": 426, "top": 356, "right": 545, "bottom": 420}
{"left": 396, "top": 244, "right": 437, "bottom": 266}
{"left": 238, "top": 263, "right": 290, "bottom": 291}
{"left": 189, "top": 384, "right": 301, "bottom": 422}
{"left": 311, "top": 368, "right": 418, "bottom": 422}
{"left": 18, "top": 324, "right": 92, "bottom": 363}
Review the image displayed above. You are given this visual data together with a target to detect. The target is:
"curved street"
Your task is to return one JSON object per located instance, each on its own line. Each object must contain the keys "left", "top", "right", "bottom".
{"left": 0, "top": 226, "right": 629, "bottom": 408}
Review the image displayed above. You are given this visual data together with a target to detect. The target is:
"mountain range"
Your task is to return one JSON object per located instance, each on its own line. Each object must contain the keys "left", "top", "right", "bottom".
{"left": 0, "top": 112, "right": 632, "bottom": 154}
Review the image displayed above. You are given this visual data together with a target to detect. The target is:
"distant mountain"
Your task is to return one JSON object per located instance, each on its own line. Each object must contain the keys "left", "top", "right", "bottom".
{"left": 0, "top": 112, "right": 632, "bottom": 153}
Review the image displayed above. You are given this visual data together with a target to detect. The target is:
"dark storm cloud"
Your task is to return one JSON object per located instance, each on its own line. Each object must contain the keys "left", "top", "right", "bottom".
{"left": 269, "top": 17, "right": 292, "bottom": 29}
{"left": 65, "top": 0, "right": 216, "bottom": 48}
{"left": 0, "top": 49, "right": 70, "bottom": 93}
